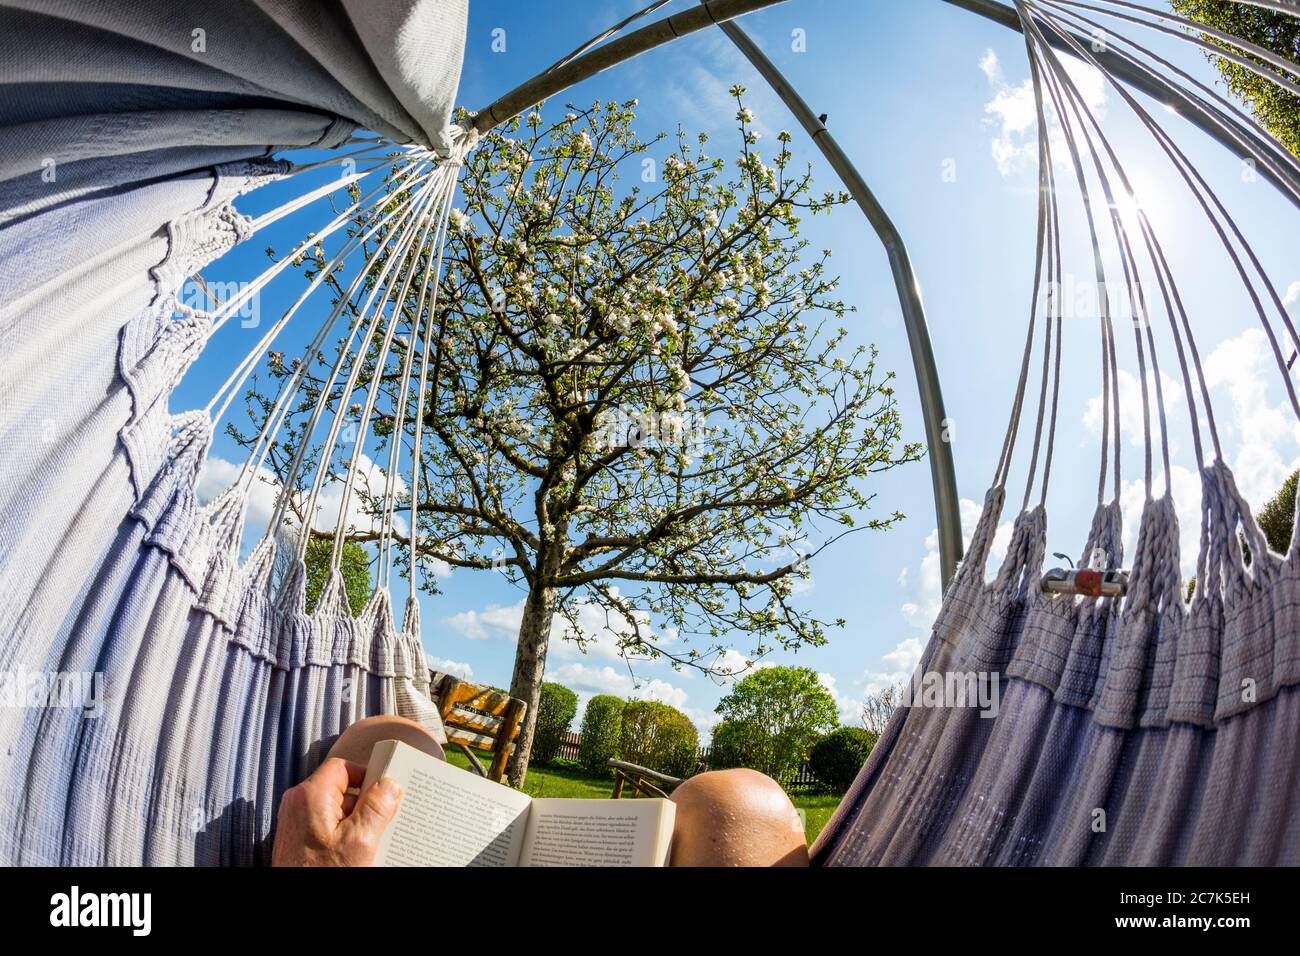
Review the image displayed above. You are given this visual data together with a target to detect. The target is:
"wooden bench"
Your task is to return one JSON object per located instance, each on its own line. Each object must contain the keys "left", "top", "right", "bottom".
{"left": 428, "top": 671, "right": 526, "bottom": 783}
{"left": 608, "top": 758, "right": 682, "bottom": 799}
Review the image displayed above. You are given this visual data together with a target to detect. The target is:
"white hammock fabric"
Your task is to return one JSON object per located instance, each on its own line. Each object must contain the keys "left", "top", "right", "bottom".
{"left": 811, "top": 0, "right": 1300, "bottom": 866}
{"left": 0, "top": 0, "right": 466, "bottom": 865}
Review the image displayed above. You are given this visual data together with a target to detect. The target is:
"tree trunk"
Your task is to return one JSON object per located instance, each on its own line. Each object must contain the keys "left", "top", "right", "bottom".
{"left": 505, "top": 584, "right": 556, "bottom": 787}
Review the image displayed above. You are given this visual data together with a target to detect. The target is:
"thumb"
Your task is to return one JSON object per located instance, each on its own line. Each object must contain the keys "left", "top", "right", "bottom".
{"left": 342, "top": 776, "right": 402, "bottom": 844}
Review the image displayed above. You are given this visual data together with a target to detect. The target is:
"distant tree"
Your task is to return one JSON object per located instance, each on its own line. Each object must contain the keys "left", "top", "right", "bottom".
{"left": 532, "top": 682, "right": 579, "bottom": 765}
{"left": 809, "top": 726, "right": 876, "bottom": 792}
{"left": 618, "top": 700, "right": 699, "bottom": 778}
{"left": 304, "top": 537, "right": 372, "bottom": 617}
{"left": 1170, "top": 1, "right": 1300, "bottom": 157}
{"left": 713, "top": 665, "right": 837, "bottom": 783}
{"left": 705, "top": 718, "right": 755, "bottom": 771}
{"left": 577, "top": 695, "right": 626, "bottom": 774}
{"left": 271, "top": 526, "right": 301, "bottom": 599}
{"left": 860, "top": 683, "right": 902, "bottom": 737}
{"left": 1256, "top": 469, "right": 1298, "bottom": 554}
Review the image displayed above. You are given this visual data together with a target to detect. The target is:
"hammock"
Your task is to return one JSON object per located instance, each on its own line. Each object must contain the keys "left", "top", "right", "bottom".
{"left": 0, "top": 0, "right": 1296, "bottom": 868}
{"left": 812, "top": 0, "right": 1300, "bottom": 866}
{"left": 0, "top": 0, "right": 467, "bottom": 866}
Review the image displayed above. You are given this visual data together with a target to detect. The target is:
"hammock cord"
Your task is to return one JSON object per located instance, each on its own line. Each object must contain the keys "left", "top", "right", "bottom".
{"left": 1040, "top": 0, "right": 1300, "bottom": 208}
{"left": 1029, "top": 0, "right": 1300, "bottom": 427}
{"left": 327, "top": 171, "right": 450, "bottom": 571}
{"left": 210, "top": 155, "right": 432, "bottom": 428}
{"left": 203, "top": 152, "right": 431, "bottom": 343}
{"left": 1017, "top": 21, "right": 1065, "bottom": 512}
{"left": 238, "top": 175, "right": 436, "bottom": 491}
{"left": 1020, "top": 1, "right": 1125, "bottom": 508}
{"left": 373, "top": 176, "right": 457, "bottom": 587}
{"left": 385, "top": 152, "right": 466, "bottom": 593}
{"left": 258, "top": 171, "right": 439, "bottom": 535}
{"left": 1053, "top": 0, "right": 1300, "bottom": 98}
{"left": 1032, "top": 13, "right": 1162, "bottom": 496}
{"left": 271, "top": 167, "right": 444, "bottom": 544}
{"left": 297, "top": 171, "right": 445, "bottom": 564}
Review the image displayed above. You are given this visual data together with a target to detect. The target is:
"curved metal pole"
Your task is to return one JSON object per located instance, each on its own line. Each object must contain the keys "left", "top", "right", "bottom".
{"left": 470, "top": 0, "right": 791, "bottom": 133}
{"left": 942, "top": 0, "right": 1300, "bottom": 211}
{"left": 712, "top": 14, "right": 964, "bottom": 590}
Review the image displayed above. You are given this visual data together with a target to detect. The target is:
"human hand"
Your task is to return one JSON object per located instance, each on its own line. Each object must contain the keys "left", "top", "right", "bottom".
{"left": 271, "top": 757, "right": 403, "bottom": 866}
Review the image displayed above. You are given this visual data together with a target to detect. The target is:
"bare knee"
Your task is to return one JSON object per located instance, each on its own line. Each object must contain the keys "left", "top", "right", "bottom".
{"left": 669, "top": 768, "right": 809, "bottom": 867}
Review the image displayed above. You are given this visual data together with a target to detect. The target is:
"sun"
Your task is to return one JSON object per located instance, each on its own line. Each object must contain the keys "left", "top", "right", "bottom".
{"left": 1108, "top": 167, "right": 1170, "bottom": 233}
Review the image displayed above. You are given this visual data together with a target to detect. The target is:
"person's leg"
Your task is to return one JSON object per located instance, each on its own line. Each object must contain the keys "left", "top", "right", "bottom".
{"left": 669, "top": 768, "right": 809, "bottom": 867}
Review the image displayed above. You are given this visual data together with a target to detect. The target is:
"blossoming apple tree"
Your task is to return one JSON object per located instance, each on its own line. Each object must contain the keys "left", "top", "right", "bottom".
{"left": 241, "top": 91, "right": 920, "bottom": 784}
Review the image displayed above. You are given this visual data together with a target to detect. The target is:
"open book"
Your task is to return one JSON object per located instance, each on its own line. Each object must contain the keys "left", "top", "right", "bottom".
{"left": 361, "top": 739, "right": 676, "bottom": 867}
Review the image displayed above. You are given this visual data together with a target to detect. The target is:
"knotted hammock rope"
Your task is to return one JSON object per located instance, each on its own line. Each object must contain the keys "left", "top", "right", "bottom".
{"left": 0, "top": 0, "right": 1296, "bottom": 867}
{"left": 0, "top": 0, "right": 469, "bottom": 865}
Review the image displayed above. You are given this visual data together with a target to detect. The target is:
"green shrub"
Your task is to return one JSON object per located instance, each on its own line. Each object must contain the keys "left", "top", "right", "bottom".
{"left": 706, "top": 718, "right": 756, "bottom": 770}
{"left": 809, "top": 726, "right": 876, "bottom": 792}
{"left": 304, "top": 538, "right": 372, "bottom": 617}
{"left": 713, "top": 666, "right": 839, "bottom": 782}
{"left": 619, "top": 700, "right": 700, "bottom": 779}
{"left": 577, "top": 695, "right": 625, "bottom": 774}
{"left": 532, "top": 682, "right": 579, "bottom": 766}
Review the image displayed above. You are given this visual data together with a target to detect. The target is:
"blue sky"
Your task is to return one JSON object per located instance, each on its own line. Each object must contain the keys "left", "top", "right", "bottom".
{"left": 178, "top": 1, "right": 1300, "bottom": 737}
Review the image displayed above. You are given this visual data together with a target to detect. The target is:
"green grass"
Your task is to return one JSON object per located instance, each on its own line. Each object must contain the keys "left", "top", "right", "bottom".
{"left": 442, "top": 750, "right": 842, "bottom": 844}
{"left": 789, "top": 791, "right": 842, "bottom": 844}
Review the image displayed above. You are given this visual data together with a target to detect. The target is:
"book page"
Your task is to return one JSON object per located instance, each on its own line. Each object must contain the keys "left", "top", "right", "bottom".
{"left": 519, "top": 798, "right": 676, "bottom": 867}
{"left": 363, "top": 740, "right": 533, "bottom": 867}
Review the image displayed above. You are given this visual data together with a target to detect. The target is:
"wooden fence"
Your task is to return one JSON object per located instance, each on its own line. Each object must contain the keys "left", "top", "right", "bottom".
{"left": 548, "top": 730, "right": 823, "bottom": 790}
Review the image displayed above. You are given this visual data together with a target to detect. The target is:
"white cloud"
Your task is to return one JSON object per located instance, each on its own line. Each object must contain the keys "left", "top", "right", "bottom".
{"left": 197, "top": 455, "right": 279, "bottom": 541}
{"left": 657, "top": 31, "right": 777, "bottom": 142}
{"left": 1083, "top": 369, "right": 1185, "bottom": 451}
{"left": 1202, "top": 328, "right": 1300, "bottom": 510}
{"left": 548, "top": 662, "right": 717, "bottom": 734}
{"left": 443, "top": 599, "right": 524, "bottom": 641}
{"left": 1117, "top": 465, "right": 1202, "bottom": 578}
{"left": 1077, "top": 328, "right": 1300, "bottom": 573}
{"left": 883, "top": 636, "right": 924, "bottom": 672}
{"left": 425, "top": 654, "right": 474, "bottom": 681}
{"left": 443, "top": 589, "right": 668, "bottom": 664}
{"left": 711, "top": 647, "right": 754, "bottom": 679}
{"left": 900, "top": 496, "right": 1013, "bottom": 631}
{"left": 548, "top": 662, "right": 686, "bottom": 707}
{"left": 440, "top": 598, "right": 724, "bottom": 733}
{"left": 818, "top": 671, "right": 863, "bottom": 727}
{"left": 980, "top": 48, "right": 1108, "bottom": 177}
{"left": 861, "top": 636, "right": 925, "bottom": 697}
{"left": 1283, "top": 281, "right": 1300, "bottom": 308}
{"left": 551, "top": 591, "right": 660, "bottom": 663}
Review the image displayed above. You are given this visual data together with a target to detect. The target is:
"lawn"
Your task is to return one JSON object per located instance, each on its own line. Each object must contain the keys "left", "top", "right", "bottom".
{"left": 443, "top": 750, "right": 843, "bottom": 845}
